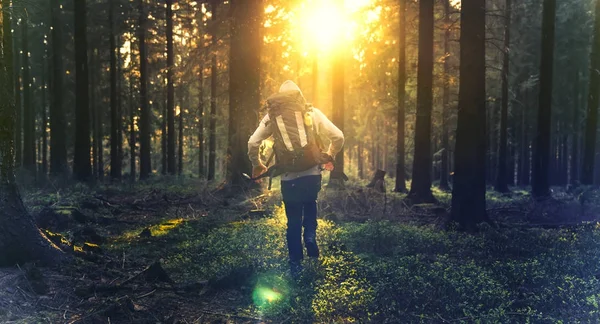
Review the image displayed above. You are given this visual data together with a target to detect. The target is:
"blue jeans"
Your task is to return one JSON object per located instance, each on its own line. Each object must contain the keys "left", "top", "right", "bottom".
{"left": 281, "top": 175, "right": 322, "bottom": 263}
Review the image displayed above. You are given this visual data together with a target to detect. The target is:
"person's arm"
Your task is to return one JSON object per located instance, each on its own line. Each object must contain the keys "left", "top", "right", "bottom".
{"left": 312, "top": 108, "right": 344, "bottom": 159}
{"left": 247, "top": 115, "right": 272, "bottom": 168}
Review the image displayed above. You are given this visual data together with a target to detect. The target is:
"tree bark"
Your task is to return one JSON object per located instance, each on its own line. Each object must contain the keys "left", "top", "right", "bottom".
{"left": 129, "top": 75, "right": 136, "bottom": 182}
{"left": 73, "top": 0, "right": 92, "bottom": 181}
{"left": 91, "top": 50, "right": 98, "bottom": 180}
{"left": 166, "top": 0, "right": 176, "bottom": 175}
{"left": 357, "top": 140, "right": 363, "bottom": 179}
{"left": 532, "top": 0, "right": 556, "bottom": 198}
{"left": 450, "top": 0, "right": 489, "bottom": 230}
{"left": 138, "top": 0, "right": 152, "bottom": 180}
{"left": 50, "top": 0, "right": 68, "bottom": 177}
{"left": 110, "top": 0, "right": 121, "bottom": 180}
{"left": 439, "top": 0, "right": 451, "bottom": 191}
{"left": 42, "top": 49, "right": 48, "bottom": 178}
{"left": 571, "top": 70, "right": 581, "bottom": 185}
{"left": 407, "top": 0, "right": 436, "bottom": 203}
{"left": 395, "top": 0, "right": 408, "bottom": 193}
{"left": 13, "top": 17, "right": 21, "bottom": 169}
{"left": 162, "top": 101, "right": 167, "bottom": 175}
{"left": 178, "top": 94, "right": 184, "bottom": 176}
{"left": 22, "top": 17, "right": 35, "bottom": 175}
{"left": 495, "top": 0, "right": 512, "bottom": 192}
{"left": 582, "top": 0, "right": 600, "bottom": 185}
{"left": 208, "top": 0, "right": 218, "bottom": 181}
{"left": 226, "top": 0, "right": 262, "bottom": 186}
{"left": 0, "top": 1, "right": 66, "bottom": 266}
{"left": 198, "top": 60, "right": 205, "bottom": 178}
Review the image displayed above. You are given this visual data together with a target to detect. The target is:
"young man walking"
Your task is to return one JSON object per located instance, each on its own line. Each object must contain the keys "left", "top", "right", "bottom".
{"left": 247, "top": 80, "right": 344, "bottom": 277}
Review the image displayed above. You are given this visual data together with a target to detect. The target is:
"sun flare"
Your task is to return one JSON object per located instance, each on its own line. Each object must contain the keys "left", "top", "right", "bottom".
{"left": 296, "top": 0, "right": 373, "bottom": 54}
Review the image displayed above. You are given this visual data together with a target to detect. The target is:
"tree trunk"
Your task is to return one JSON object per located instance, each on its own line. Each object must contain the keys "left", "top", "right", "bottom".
{"left": 198, "top": 61, "right": 205, "bottom": 178}
{"left": 13, "top": 18, "right": 21, "bottom": 169}
{"left": 129, "top": 75, "right": 136, "bottom": 182}
{"left": 439, "top": 0, "right": 451, "bottom": 191}
{"left": 450, "top": 0, "right": 489, "bottom": 230}
{"left": 495, "top": 0, "right": 511, "bottom": 192}
{"left": 73, "top": 0, "right": 92, "bottom": 181}
{"left": 91, "top": 50, "right": 98, "bottom": 180}
{"left": 0, "top": 1, "right": 66, "bottom": 266}
{"left": 138, "top": 0, "right": 152, "bottom": 180}
{"left": 50, "top": 0, "right": 68, "bottom": 177}
{"left": 166, "top": 0, "right": 176, "bottom": 175}
{"left": 561, "top": 130, "right": 568, "bottom": 186}
{"left": 582, "top": 0, "right": 600, "bottom": 184}
{"left": 395, "top": 0, "right": 407, "bottom": 193}
{"left": 487, "top": 101, "right": 497, "bottom": 184}
{"left": 42, "top": 50, "right": 48, "bottom": 178}
{"left": 22, "top": 17, "right": 35, "bottom": 175}
{"left": 518, "top": 85, "right": 531, "bottom": 186}
{"left": 162, "top": 101, "right": 167, "bottom": 175}
{"left": 109, "top": 0, "right": 121, "bottom": 180}
{"left": 226, "top": 0, "right": 262, "bottom": 186}
{"left": 358, "top": 140, "right": 363, "bottom": 179}
{"left": 93, "top": 49, "right": 104, "bottom": 181}
{"left": 208, "top": 0, "right": 218, "bottom": 181}
{"left": 407, "top": 0, "right": 435, "bottom": 203}
{"left": 178, "top": 94, "right": 184, "bottom": 176}
{"left": 532, "top": 0, "right": 556, "bottom": 198}
{"left": 571, "top": 70, "right": 581, "bottom": 185}
{"left": 116, "top": 35, "right": 123, "bottom": 180}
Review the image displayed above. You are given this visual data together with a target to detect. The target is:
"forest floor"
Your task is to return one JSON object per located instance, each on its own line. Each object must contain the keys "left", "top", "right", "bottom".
{"left": 2, "top": 178, "right": 600, "bottom": 323}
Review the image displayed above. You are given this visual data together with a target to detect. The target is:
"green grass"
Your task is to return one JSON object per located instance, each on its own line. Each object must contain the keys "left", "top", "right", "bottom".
{"left": 128, "top": 203, "right": 600, "bottom": 323}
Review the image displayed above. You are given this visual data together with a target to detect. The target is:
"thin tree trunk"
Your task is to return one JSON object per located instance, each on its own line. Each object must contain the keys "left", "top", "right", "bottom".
{"left": 138, "top": 0, "right": 151, "bottom": 180}
{"left": 109, "top": 0, "right": 121, "bottom": 180}
{"left": 571, "top": 70, "right": 580, "bottom": 185}
{"left": 22, "top": 17, "right": 35, "bottom": 174}
{"left": 198, "top": 61, "right": 205, "bottom": 178}
{"left": 408, "top": 0, "right": 435, "bottom": 203}
{"left": 207, "top": 0, "right": 218, "bottom": 181}
{"left": 162, "top": 101, "right": 167, "bottom": 175}
{"left": 73, "top": 0, "right": 92, "bottom": 181}
{"left": 178, "top": 95, "right": 184, "bottom": 176}
{"left": 166, "top": 0, "right": 176, "bottom": 175}
{"left": 42, "top": 49, "right": 48, "bottom": 177}
{"left": 128, "top": 74, "right": 136, "bottom": 182}
{"left": 532, "top": 0, "right": 556, "bottom": 198}
{"left": 450, "top": 0, "right": 489, "bottom": 230}
{"left": 93, "top": 49, "right": 104, "bottom": 181}
{"left": 50, "top": 0, "right": 68, "bottom": 177}
{"left": 495, "top": 0, "right": 511, "bottom": 192}
{"left": 561, "top": 129, "right": 568, "bottom": 186}
{"left": 91, "top": 51, "right": 98, "bottom": 180}
{"left": 14, "top": 20, "right": 21, "bottom": 169}
{"left": 395, "top": 0, "right": 407, "bottom": 192}
{"left": 439, "top": 0, "right": 451, "bottom": 191}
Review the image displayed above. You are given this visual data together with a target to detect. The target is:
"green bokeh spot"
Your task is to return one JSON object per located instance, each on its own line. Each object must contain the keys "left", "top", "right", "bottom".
{"left": 252, "top": 273, "right": 289, "bottom": 310}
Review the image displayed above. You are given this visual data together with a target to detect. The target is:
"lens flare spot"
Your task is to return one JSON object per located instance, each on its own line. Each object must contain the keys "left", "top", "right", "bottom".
{"left": 252, "top": 274, "right": 289, "bottom": 310}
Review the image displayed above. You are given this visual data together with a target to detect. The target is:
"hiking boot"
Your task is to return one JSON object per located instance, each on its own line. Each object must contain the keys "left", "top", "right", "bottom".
{"left": 305, "top": 238, "right": 320, "bottom": 259}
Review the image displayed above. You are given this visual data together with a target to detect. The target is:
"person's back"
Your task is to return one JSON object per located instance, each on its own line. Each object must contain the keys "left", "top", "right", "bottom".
{"left": 248, "top": 80, "right": 344, "bottom": 277}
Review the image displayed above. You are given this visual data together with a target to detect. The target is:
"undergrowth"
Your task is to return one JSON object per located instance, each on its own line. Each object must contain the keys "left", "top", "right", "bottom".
{"left": 20, "top": 181, "right": 600, "bottom": 323}
{"left": 125, "top": 201, "right": 600, "bottom": 323}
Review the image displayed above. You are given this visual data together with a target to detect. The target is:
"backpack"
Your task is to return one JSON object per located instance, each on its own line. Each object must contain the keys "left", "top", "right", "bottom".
{"left": 265, "top": 89, "right": 329, "bottom": 175}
